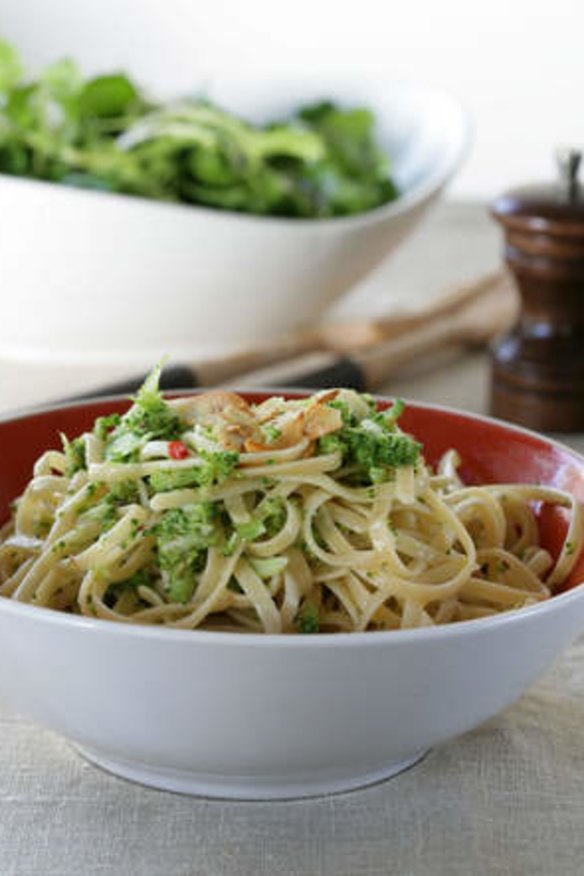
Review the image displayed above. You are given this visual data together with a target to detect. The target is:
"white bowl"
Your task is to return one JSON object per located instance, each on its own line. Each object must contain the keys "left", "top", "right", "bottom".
{"left": 0, "top": 80, "right": 469, "bottom": 363}
{"left": 0, "top": 395, "right": 583, "bottom": 799}
{"left": 1, "top": 587, "right": 584, "bottom": 800}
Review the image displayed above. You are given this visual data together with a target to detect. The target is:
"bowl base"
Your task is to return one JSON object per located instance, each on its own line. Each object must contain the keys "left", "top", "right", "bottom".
{"left": 74, "top": 745, "right": 428, "bottom": 800}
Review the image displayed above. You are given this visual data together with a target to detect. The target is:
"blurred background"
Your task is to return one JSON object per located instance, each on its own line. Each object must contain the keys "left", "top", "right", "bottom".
{"left": 0, "top": 0, "right": 580, "bottom": 410}
{"left": 3, "top": 0, "right": 579, "bottom": 197}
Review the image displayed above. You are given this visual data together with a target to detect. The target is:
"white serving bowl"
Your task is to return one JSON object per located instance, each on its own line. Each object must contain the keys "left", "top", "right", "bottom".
{"left": 1, "top": 589, "right": 583, "bottom": 799}
{"left": 0, "top": 394, "right": 583, "bottom": 799}
{"left": 0, "top": 79, "right": 469, "bottom": 363}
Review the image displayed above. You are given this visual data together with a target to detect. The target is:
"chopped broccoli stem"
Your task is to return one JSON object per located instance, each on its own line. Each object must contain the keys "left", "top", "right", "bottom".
{"left": 295, "top": 602, "right": 320, "bottom": 634}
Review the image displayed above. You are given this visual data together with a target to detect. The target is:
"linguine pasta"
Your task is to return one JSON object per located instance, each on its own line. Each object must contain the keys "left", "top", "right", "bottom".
{"left": 1, "top": 373, "right": 582, "bottom": 634}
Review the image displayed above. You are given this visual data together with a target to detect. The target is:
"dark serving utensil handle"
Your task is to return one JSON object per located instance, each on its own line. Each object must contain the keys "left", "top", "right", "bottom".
{"left": 64, "top": 365, "right": 198, "bottom": 401}
{"left": 275, "top": 357, "right": 366, "bottom": 391}
{"left": 62, "top": 357, "right": 367, "bottom": 403}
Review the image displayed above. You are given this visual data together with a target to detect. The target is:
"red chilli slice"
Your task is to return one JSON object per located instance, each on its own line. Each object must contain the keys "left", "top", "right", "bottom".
{"left": 168, "top": 440, "right": 189, "bottom": 460}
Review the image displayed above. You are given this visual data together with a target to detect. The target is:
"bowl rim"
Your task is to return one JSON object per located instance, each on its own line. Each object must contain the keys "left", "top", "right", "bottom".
{"left": 0, "top": 83, "right": 471, "bottom": 232}
{"left": 1, "top": 390, "right": 584, "bottom": 647}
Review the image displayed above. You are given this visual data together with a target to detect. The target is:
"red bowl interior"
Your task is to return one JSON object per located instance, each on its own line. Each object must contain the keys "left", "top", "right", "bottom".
{"left": 1, "top": 392, "right": 584, "bottom": 592}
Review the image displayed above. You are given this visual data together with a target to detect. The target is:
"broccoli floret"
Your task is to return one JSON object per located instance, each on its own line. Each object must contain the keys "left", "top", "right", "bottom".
{"left": 327, "top": 399, "right": 355, "bottom": 425}
{"left": 149, "top": 467, "right": 202, "bottom": 493}
{"left": 196, "top": 450, "right": 240, "bottom": 487}
{"left": 60, "top": 433, "right": 86, "bottom": 476}
{"left": 125, "top": 363, "right": 182, "bottom": 439}
{"left": 236, "top": 497, "right": 287, "bottom": 543}
{"left": 108, "top": 481, "right": 140, "bottom": 505}
{"left": 260, "top": 497, "right": 287, "bottom": 537}
{"left": 104, "top": 364, "right": 184, "bottom": 462}
{"left": 153, "top": 503, "right": 220, "bottom": 603}
{"left": 317, "top": 397, "right": 420, "bottom": 484}
{"left": 317, "top": 433, "right": 344, "bottom": 456}
{"left": 81, "top": 480, "right": 141, "bottom": 533}
{"left": 220, "top": 496, "right": 286, "bottom": 557}
{"left": 149, "top": 450, "right": 239, "bottom": 493}
{"left": 344, "top": 428, "right": 421, "bottom": 471}
{"left": 94, "top": 413, "right": 121, "bottom": 441}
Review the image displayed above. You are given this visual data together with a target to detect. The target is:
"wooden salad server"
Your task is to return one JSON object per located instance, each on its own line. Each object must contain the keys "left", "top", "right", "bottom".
{"left": 64, "top": 271, "right": 516, "bottom": 399}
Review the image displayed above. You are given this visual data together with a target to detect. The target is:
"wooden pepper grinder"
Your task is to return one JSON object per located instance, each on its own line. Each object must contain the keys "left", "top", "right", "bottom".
{"left": 490, "top": 148, "right": 584, "bottom": 432}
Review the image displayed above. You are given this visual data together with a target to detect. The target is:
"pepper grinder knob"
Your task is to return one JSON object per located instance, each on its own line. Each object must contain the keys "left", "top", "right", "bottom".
{"left": 490, "top": 149, "right": 584, "bottom": 432}
{"left": 556, "top": 147, "right": 581, "bottom": 198}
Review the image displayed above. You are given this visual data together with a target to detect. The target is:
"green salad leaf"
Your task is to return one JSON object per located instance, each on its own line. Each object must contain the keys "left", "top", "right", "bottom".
{"left": 0, "top": 39, "right": 22, "bottom": 93}
{"left": 0, "top": 37, "right": 398, "bottom": 218}
{"left": 78, "top": 74, "right": 140, "bottom": 120}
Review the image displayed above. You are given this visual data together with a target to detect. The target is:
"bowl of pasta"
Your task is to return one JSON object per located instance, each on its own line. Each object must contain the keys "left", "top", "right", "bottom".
{"left": 1, "top": 375, "right": 583, "bottom": 799}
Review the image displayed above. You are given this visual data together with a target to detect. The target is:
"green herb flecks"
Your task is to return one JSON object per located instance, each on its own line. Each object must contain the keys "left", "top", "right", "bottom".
{"left": 79, "top": 480, "right": 141, "bottom": 533}
{"left": 295, "top": 601, "right": 320, "bottom": 634}
{"left": 262, "top": 424, "right": 282, "bottom": 444}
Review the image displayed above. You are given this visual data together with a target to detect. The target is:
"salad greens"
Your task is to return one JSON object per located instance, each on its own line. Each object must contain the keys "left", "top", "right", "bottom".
{"left": 0, "top": 38, "right": 398, "bottom": 218}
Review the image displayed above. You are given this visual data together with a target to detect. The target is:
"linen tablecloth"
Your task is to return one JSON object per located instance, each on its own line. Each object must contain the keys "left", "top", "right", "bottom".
{"left": 0, "top": 204, "right": 582, "bottom": 875}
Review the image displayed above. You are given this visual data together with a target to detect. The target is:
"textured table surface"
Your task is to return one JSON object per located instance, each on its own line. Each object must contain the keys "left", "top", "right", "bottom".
{"left": 1, "top": 202, "right": 583, "bottom": 876}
